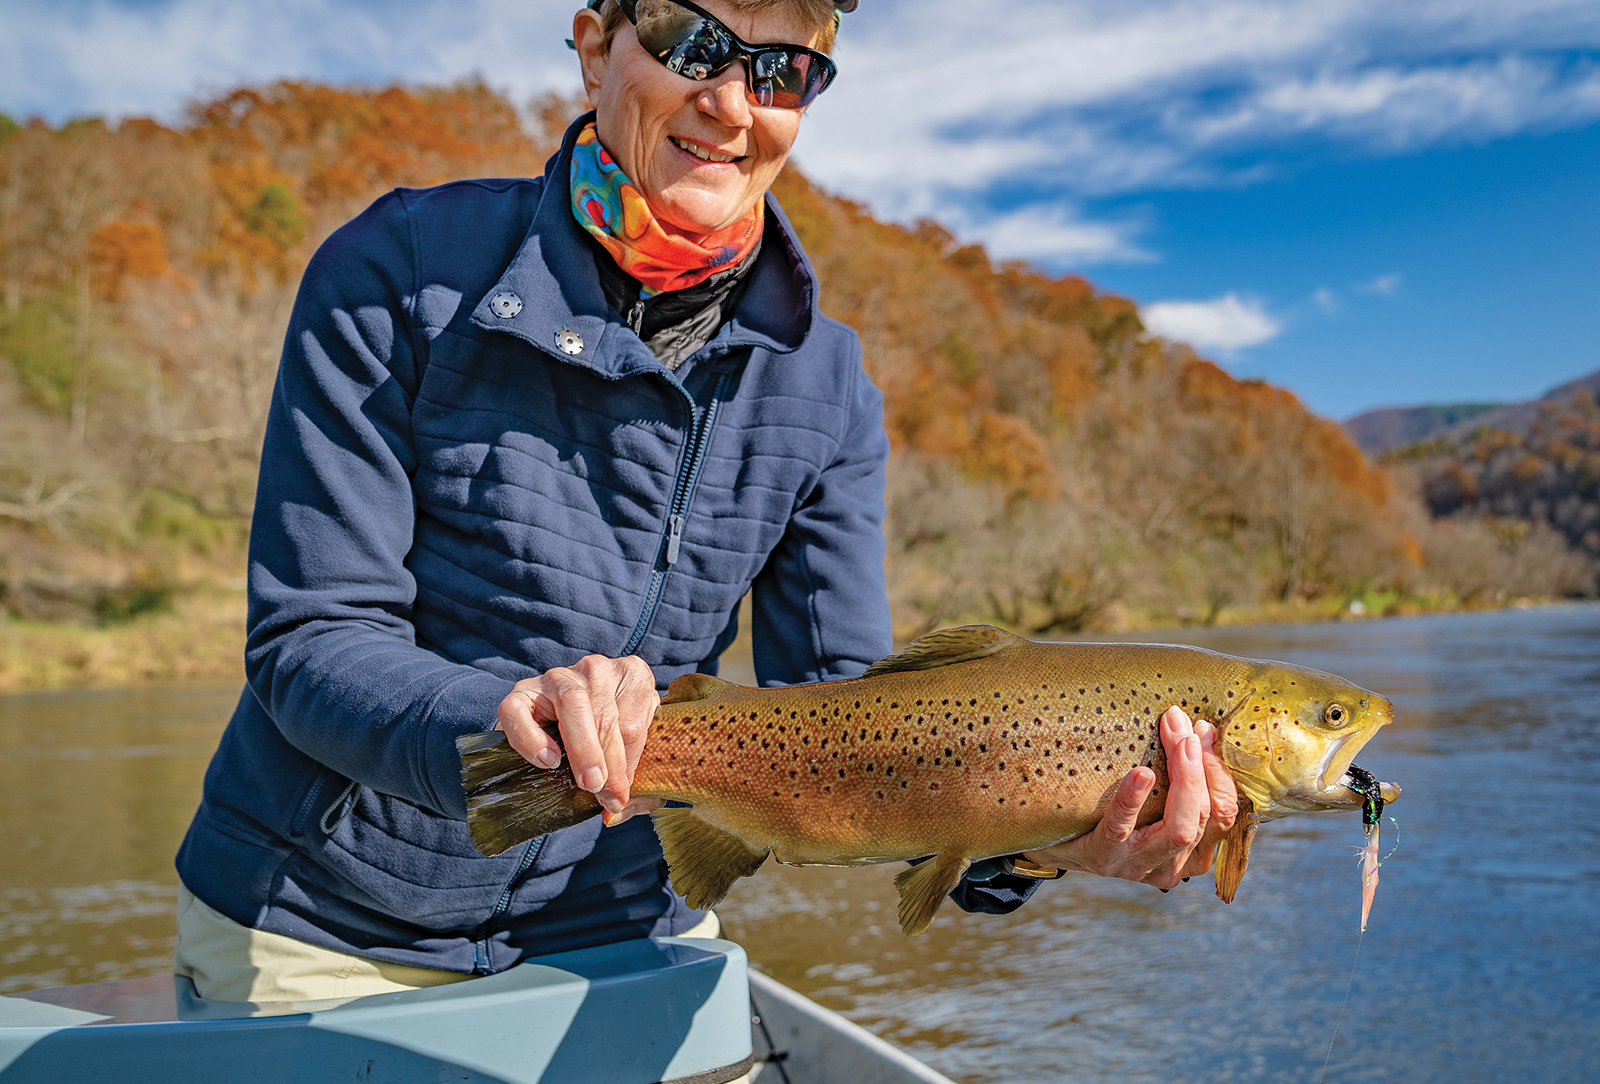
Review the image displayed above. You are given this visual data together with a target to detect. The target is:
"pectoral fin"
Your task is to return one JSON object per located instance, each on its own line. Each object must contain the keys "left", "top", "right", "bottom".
{"left": 1213, "top": 795, "right": 1259, "bottom": 904}
{"left": 650, "top": 808, "right": 770, "bottom": 912}
{"left": 893, "top": 852, "right": 971, "bottom": 936}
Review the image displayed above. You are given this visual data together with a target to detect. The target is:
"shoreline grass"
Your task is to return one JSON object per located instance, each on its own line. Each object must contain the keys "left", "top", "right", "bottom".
{"left": 0, "top": 585, "right": 1566, "bottom": 694}
{"left": 0, "top": 587, "right": 246, "bottom": 692}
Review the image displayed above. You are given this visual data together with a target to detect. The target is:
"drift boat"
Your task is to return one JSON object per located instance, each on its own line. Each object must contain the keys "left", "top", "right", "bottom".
{"left": 0, "top": 936, "right": 953, "bottom": 1084}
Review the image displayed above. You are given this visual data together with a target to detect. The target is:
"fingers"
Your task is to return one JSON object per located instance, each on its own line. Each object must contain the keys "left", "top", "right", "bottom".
{"left": 1139, "top": 706, "right": 1209, "bottom": 890}
{"left": 1101, "top": 766, "right": 1156, "bottom": 844}
{"left": 1017, "top": 706, "right": 1243, "bottom": 893}
{"left": 1177, "top": 721, "right": 1240, "bottom": 879}
{"left": 602, "top": 795, "right": 666, "bottom": 828}
{"left": 611, "top": 657, "right": 661, "bottom": 783}
{"left": 1197, "top": 721, "right": 1239, "bottom": 834}
{"left": 541, "top": 665, "right": 612, "bottom": 803}
{"left": 497, "top": 655, "right": 661, "bottom": 817}
{"left": 496, "top": 683, "right": 562, "bottom": 769}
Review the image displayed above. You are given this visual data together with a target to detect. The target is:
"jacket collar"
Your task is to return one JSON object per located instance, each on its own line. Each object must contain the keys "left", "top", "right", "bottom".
{"left": 470, "top": 113, "right": 817, "bottom": 380}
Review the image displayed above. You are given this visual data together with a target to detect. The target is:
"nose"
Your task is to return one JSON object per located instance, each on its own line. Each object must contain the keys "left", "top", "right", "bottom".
{"left": 696, "top": 64, "right": 754, "bottom": 130}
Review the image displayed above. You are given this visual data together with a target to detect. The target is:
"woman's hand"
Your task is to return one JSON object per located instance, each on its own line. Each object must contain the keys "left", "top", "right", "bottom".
{"left": 1021, "top": 705, "right": 1238, "bottom": 890}
{"left": 495, "top": 655, "right": 665, "bottom": 827}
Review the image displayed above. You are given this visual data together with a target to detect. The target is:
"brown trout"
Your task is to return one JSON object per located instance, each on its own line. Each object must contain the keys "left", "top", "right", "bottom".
{"left": 459, "top": 625, "right": 1400, "bottom": 935}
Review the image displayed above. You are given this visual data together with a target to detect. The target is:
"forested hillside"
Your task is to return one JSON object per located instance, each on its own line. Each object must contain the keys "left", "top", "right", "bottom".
{"left": 1392, "top": 387, "right": 1600, "bottom": 586}
{"left": 0, "top": 82, "right": 1591, "bottom": 684}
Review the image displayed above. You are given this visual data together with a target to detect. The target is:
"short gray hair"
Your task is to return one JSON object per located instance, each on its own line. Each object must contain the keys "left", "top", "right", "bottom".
{"left": 593, "top": 0, "right": 840, "bottom": 56}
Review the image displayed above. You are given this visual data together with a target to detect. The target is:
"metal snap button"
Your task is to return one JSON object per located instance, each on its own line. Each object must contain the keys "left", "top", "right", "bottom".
{"left": 489, "top": 292, "right": 522, "bottom": 319}
{"left": 555, "top": 329, "right": 584, "bottom": 355}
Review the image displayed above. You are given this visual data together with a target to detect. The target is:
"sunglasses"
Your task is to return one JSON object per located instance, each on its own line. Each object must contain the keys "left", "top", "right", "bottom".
{"left": 594, "top": 0, "right": 838, "bottom": 110}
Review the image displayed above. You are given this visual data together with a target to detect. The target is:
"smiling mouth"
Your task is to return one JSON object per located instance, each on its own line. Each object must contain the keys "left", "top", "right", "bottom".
{"left": 670, "top": 136, "right": 743, "bottom": 164}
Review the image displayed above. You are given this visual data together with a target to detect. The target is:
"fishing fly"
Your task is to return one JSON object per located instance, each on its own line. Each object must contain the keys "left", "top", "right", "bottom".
{"left": 1316, "top": 769, "right": 1400, "bottom": 1084}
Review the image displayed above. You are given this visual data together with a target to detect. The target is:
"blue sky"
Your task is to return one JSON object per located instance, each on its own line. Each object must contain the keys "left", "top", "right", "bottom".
{"left": 3, "top": 0, "right": 1597, "bottom": 418}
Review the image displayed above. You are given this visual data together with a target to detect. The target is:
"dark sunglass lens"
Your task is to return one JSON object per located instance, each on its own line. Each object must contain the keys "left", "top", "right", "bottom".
{"left": 750, "top": 51, "right": 828, "bottom": 109}
{"left": 633, "top": 0, "right": 733, "bottom": 79}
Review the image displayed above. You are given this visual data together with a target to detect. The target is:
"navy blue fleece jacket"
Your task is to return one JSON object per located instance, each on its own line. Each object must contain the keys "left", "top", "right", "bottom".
{"left": 176, "top": 118, "right": 1035, "bottom": 974}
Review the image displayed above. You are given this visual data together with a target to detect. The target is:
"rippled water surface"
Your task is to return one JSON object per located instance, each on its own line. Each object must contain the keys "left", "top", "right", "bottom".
{"left": 4, "top": 608, "right": 1598, "bottom": 1082}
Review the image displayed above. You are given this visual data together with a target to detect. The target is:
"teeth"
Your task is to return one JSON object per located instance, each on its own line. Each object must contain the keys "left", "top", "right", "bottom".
{"left": 672, "top": 136, "right": 738, "bottom": 163}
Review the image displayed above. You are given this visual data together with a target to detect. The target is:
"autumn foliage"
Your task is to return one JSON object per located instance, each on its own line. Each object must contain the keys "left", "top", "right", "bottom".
{"left": 0, "top": 81, "right": 1587, "bottom": 637}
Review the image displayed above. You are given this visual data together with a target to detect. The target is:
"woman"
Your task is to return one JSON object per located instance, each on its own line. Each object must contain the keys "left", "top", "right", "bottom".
{"left": 174, "top": 0, "right": 1235, "bottom": 1003}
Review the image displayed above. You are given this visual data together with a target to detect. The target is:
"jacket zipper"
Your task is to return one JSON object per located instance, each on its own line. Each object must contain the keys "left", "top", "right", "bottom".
{"left": 475, "top": 835, "right": 546, "bottom": 974}
{"left": 619, "top": 370, "right": 729, "bottom": 657}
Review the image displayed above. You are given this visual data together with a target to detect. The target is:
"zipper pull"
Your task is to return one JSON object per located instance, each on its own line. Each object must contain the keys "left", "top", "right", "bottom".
{"left": 666, "top": 514, "right": 685, "bottom": 565}
{"left": 628, "top": 300, "right": 646, "bottom": 334}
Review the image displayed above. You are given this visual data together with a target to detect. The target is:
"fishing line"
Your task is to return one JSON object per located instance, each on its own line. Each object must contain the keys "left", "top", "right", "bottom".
{"left": 751, "top": 994, "right": 794, "bottom": 1084}
{"left": 1315, "top": 925, "right": 1364, "bottom": 1084}
{"left": 1316, "top": 815, "right": 1398, "bottom": 1084}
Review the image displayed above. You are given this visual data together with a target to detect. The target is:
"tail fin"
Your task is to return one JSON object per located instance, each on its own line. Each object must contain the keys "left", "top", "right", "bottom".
{"left": 458, "top": 731, "right": 601, "bottom": 856}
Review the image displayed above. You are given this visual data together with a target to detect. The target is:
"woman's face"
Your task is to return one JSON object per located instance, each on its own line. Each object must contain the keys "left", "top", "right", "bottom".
{"left": 575, "top": 1, "right": 820, "bottom": 235}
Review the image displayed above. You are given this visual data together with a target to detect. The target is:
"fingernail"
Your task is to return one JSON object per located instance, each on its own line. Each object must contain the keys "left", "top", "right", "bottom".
{"left": 1182, "top": 877, "right": 1191, "bottom": 883}
{"left": 580, "top": 767, "right": 605, "bottom": 792}
{"left": 600, "top": 795, "right": 624, "bottom": 815}
{"left": 1159, "top": 887, "right": 1170, "bottom": 894}
{"left": 535, "top": 748, "right": 562, "bottom": 769}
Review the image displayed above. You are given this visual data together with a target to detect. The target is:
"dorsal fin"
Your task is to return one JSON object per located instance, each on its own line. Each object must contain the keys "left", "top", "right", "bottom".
{"left": 662, "top": 672, "right": 738, "bottom": 705}
{"left": 865, "top": 624, "right": 1025, "bottom": 678}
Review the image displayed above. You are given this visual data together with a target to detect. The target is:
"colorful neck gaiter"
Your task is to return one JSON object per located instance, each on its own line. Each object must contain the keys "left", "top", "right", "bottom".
{"left": 569, "top": 122, "right": 763, "bottom": 297}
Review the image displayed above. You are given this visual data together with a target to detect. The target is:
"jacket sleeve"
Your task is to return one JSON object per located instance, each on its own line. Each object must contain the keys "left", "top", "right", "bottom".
{"left": 749, "top": 341, "right": 893, "bottom": 685}
{"left": 244, "top": 190, "right": 514, "bottom": 820}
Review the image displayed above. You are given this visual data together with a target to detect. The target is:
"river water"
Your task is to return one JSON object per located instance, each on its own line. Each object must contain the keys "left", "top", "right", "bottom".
{"left": 2, "top": 607, "right": 1597, "bottom": 1082}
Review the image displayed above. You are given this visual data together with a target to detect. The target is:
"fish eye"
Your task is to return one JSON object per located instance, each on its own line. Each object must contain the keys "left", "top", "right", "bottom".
{"left": 1323, "top": 702, "right": 1348, "bottom": 727}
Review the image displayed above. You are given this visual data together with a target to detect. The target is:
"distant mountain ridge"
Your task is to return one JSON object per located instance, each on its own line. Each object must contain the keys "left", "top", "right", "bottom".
{"left": 1344, "top": 368, "right": 1600, "bottom": 455}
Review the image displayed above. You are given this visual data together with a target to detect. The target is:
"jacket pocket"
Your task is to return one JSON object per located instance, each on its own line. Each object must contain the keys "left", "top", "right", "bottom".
{"left": 287, "top": 765, "right": 357, "bottom": 838}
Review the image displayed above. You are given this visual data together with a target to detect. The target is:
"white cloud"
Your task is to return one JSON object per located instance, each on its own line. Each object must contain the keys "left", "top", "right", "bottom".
{"left": 1142, "top": 293, "right": 1282, "bottom": 352}
{"left": 800, "top": 0, "right": 1600, "bottom": 234}
{"left": 1313, "top": 287, "right": 1341, "bottom": 314}
{"left": 945, "top": 203, "right": 1153, "bottom": 267}
{"left": 0, "top": 0, "right": 584, "bottom": 124}
{"left": 5, "top": 0, "right": 1600, "bottom": 271}
{"left": 1360, "top": 272, "right": 1404, "bottom": 294}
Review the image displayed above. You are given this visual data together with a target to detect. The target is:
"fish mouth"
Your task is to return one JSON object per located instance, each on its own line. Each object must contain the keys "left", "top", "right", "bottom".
{"left": 1285, "top": 765, "right": 1402, "bottom": 813}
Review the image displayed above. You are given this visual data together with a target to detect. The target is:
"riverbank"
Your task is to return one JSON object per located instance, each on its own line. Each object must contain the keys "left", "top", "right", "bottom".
{"left": 0, "top": 583, "right": 1558, "bottom": 693}
{"left": 0, "top": 588, "right": 245, "bottom": 692}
